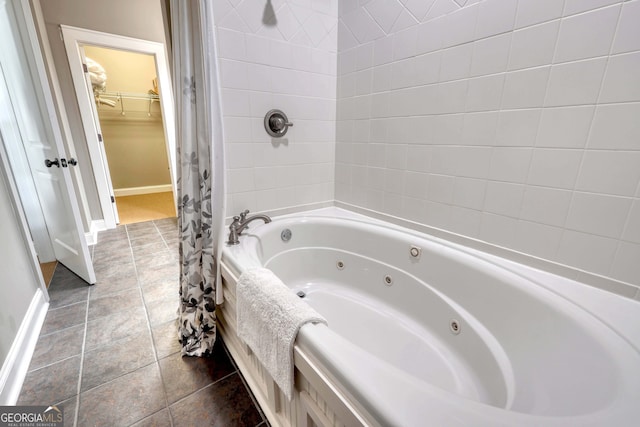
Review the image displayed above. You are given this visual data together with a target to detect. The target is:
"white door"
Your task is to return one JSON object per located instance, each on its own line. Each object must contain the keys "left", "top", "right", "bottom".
{"left": 77, "top": 45, "right": 120, "bottom": 225}
{"left": 0, "top": 0, "right": 95, "bottom": 284}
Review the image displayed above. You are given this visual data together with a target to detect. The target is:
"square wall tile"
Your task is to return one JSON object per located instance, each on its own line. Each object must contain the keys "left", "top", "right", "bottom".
{"left": 575, "top": 151, "right": 640, "bottom": 196}
{"left": 439, "top": 44, "right": 473, "bottom": 82}
{"left": 479, "top": 212, "right": 518, "bottom": 248}
{"left": 427, "top": 174, "right": 455, "bottom": 204}
{"left": 365, "top": 0, "right": 404, "bottom": 34}
{"left": 488, "top": 147, "right": 532, "bottom": 183}
{"left": 557, "top": 230, "right": 618, "bottom": 276}
{"left": 611, "top": 242, "right": 640, "bottom": 284}
{"left": 515, "top": 0, "right": 564, "bottom": 29}
{"left": 442, "top": 3, "right": 479, "bottom": 48}
{"left": 563, "top": 0, "right": 621, "bottom": 16}
{"left": 502, "top": 66, "right": 550, "bottom": 109}
{"left": 483, "top": 181, "right": 524, "bottom": 217}
{"left": 536, "top": 106, "right": 594, "bottom": 148}
{"left": 508, "top": 20, "right": 559, "bottom": 71}
{"left": 527, "top": 149, "right": 582, "bottom": 189}
{"left": 218, "top": 59, "right": 248, "bottom": 89}
{"left": 404, "top": 172, "right": 429, "bottom": 199}
{"left": 622, "top": 200, "right": 640, "bottom": 244}
{"left": 423, "top": 200, "right": 452, "bottom": 229}
{"left": 544, "top": 58, "right": 607, "bottom": 107}
{"left": 513, "top": 220, "right": 563, "bottom": 260}
{"left": 462, "top": 112, "right": 499, "bottom": 146}
{"left": 475, "top": 0, "right": 518, "bottom": 40}
{"left": 612, "top": 0, "right": 640, "bottom": 54}
{"left": 454, "top": 146, "right": 493, "bottom": 179}
{"left": 599, "top": 52, "right": 640, "bottom": 103}
{"left": 465, "top": 74, "right": 504, "bottom": 112}
{"left": 470, "top": 33, "right": 511, "bottom": 77}
{"left": 449, "top": 206, "right": 483, "bottom": 238}
{"left": 406, "top": 145, "right": 433, "bottom": 173}
{"left": 416, "top": 17, "right": 444, "bottom": 55}
{"left": 553, "top": 5, "right": 619, "bottom": 63}
{"left": 566, "top": 192, "right": 632, "bottom": 239}
{"left": 496, "top": 109, "right": 541, "bottom": 147}
{"left": 216, "top": 28, "right": 246, "bottom": 61}
{"left": 519, "top": 186, "right": 572, "bottom": 227}
{"left": 588, "top": 103, "right": 640, "bottom": 150}
{"left": 453, "top": 177, "right": 487, "bottom": 210}
{"left": 392, "top": 25, "right": 419, "bottom": 60}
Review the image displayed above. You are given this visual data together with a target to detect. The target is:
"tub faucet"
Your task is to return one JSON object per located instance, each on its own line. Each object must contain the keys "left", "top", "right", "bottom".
{"left": 227, "top": 210, "right": 272, "bottom": 245}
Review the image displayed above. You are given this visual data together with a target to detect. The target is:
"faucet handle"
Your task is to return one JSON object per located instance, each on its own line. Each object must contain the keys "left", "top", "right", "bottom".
{"left": 239, "top": 209, "right": 250, "bottom": 222}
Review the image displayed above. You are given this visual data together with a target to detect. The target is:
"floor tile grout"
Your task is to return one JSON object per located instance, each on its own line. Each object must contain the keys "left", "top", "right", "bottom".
{"left": 127, "top": 223, "right": 176, "bottom": 427}
{"left": 73, "top": 284, "right": 91, "bottom": 427}
{"left": 21, "top": 218, "right": 265, "bottom": 426}
{"left": 166, "top": 370, "right": 238, "bottom": 409}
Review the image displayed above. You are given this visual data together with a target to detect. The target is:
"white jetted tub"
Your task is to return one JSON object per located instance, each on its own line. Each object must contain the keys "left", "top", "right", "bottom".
{"left": 220, "top": 207, "right": 640, "bottom": 427}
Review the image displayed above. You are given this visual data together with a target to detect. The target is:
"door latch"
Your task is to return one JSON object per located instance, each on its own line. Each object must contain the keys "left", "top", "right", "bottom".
{"left": 44, "top": 158, "right": 60, "bottom": 168}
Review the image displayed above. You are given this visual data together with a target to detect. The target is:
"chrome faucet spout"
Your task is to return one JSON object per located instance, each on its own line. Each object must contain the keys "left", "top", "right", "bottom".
{"left": 227, "top": 212, "right": 272, "bottom": 245}
{"left": 236, "top": 214, "right": 272, "bottom": 235}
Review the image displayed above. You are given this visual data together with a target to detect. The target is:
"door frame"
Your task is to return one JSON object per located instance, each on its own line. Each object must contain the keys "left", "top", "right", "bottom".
{"left": 61, "top": 25, "right": 177, "bottom": 229}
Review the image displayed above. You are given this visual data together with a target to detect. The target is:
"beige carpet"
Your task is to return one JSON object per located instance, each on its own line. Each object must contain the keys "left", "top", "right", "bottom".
{"left": 115, "top": 191, "right": 177, "bottom": 225}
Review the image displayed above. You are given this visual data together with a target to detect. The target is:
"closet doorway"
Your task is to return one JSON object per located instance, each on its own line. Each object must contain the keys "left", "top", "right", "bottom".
{"left": 84, "top": 45, "right": 175, "bottom": 225}
{"left": 62, "top": 26, "right": 177, "bottom": 229}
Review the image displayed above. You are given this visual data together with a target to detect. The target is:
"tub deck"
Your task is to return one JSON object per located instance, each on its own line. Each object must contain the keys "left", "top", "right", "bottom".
{"left": 220, "top": 207, "right": 640, "bottom": 427}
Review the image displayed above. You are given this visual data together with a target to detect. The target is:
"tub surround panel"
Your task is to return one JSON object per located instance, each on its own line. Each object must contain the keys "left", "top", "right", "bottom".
{"left": 335, "top": 0, "right": 640, "bottom": 289}
{"left": 215, "top": 0, "right": 338, "bottom": 217}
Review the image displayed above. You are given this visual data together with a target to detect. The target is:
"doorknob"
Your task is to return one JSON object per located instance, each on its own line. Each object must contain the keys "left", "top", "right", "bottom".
{"left": 45, "top": 158, "right": 60, "bottom": 168}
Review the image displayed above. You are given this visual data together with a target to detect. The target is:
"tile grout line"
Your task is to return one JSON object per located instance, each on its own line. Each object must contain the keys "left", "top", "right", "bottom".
{"left": 167, "top": 371, "right": 238, "bottom": 409}
{"left": 126, "top": 223, "right": 175, "bottom": 427}
{"left": 218, "top": 340, "right": 268, "bottom": 425}
{"left": 73, "top": 284, "right": 91, "bottom": 427}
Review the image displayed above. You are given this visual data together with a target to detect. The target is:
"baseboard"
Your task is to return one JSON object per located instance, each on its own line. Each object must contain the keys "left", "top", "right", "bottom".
{"left": 114, "top": 185, "right": 172, "bottom": 197}
{"left": 84, "top": 219, "right": 106, "bottom": 246}
{"left": 0, "top": 289, "right": 48, "bottom": 405}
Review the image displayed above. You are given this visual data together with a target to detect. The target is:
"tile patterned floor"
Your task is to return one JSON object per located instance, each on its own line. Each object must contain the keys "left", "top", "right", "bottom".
{"left": 18, "top": 218, "right": 268, "bottom": 427}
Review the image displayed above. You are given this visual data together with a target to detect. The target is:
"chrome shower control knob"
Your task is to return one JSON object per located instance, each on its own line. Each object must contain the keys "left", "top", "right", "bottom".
{"left": 264, "top": 109, "right": 293, "bottom": 137}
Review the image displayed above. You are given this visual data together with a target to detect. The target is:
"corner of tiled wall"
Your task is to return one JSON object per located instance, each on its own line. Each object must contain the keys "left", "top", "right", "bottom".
{"left": 214, "top": 0, "right": 339, "bottom": 217}
{"left": 335, "top": 0, "right": 640, "bottom": 289}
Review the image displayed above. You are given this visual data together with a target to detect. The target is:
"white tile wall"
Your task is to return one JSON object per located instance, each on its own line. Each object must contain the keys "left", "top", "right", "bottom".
{"left": 335, "top": 0, "right": 640, "bottom": 288}
{"left": 215, "top": 0, "right": 337, "bottom": 216}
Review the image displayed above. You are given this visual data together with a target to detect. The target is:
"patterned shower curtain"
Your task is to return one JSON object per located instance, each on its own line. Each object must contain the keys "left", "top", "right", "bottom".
{"left": 171, "top": 0, "right": 226, "bottom": 357}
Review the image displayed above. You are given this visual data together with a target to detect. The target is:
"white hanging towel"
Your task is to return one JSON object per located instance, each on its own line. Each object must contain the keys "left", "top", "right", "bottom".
{"left": 236, "top": 267, "right": 327, "bottom": 400}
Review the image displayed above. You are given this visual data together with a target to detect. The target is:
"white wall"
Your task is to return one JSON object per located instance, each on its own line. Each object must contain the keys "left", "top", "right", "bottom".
{"left": 38, "top": 0, "right": 169, "bottom": 222}
{"left": 214, "top": 0, "right": 338, "bottom": 216}
{"left": 335, "top": 0, "right": 640, "bottom": 290}
{"left": 0, "top": 160, "right": 41, "bottom": 374}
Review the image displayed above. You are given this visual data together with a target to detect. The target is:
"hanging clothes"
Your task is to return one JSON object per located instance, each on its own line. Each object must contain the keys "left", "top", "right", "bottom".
{"left": 171, "top": 0, "right": 226, "bottom": 357}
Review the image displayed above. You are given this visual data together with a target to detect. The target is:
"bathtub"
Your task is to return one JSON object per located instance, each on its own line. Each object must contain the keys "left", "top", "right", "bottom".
{"left": 220, "top": 207, "right": 640, "bottom": 427}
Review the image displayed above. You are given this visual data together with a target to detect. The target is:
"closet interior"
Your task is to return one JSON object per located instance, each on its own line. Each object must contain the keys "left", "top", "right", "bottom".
{"left": 84, "top": 45, "right": 175, "bottom": 224}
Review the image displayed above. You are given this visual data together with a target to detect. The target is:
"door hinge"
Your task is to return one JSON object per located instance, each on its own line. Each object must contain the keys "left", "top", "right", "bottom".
{"left": 83, "top": 63, "right": 88, "bottom": 73}
{"left": 97, "top": 133, "right": 103, "bottom": 142}
{"left": 111, "top": 196, "right": 115, "bottom": 203}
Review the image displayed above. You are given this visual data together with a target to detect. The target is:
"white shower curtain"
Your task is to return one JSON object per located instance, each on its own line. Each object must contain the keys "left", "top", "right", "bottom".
{"left": 171, "top": 0, "right": 226, "bottom": 357}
